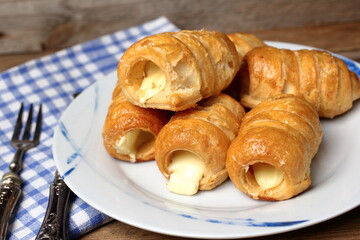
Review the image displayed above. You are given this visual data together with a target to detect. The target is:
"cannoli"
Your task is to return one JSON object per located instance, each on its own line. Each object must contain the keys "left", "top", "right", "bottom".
{"left": 102, "top": 82, "right": 171, "bottom": 162}
{"left": 117, "top": 29, "right": 240, "bottom": 111}
{"left": 155, "top": 93, "right": 245, "bottom": 195}
{"left": 239, "top": 46, "right": 360, "bottom": 118}
{"left": 226, "top": 94, "right": 322, "bottom": 201}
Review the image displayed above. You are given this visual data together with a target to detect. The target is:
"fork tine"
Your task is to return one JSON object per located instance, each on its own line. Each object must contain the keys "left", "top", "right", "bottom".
{"left": 22, "top": 104, "right": 33, "bottom": 140}
{"left": 33, "top": 104, "right": 42, "bottom": 144}
{"left": 11, "top": 103, "right": 24, "bottom": 141}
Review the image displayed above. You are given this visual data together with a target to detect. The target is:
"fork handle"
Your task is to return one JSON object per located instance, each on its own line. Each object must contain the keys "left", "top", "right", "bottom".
{"left": 0, "top": 172, "right": 22, "bottom": 240}
{"left": 36, "top": 171, "right": 71, "bottom": 240}
{"left": 9, "top": 149, "right": 25, "bottom": 173}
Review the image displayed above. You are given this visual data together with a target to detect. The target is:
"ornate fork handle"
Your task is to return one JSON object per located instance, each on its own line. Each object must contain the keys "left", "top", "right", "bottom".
{"left": 37, "top": 93, "right": 79, "bottom": 240}
{"left": 0, "top": 172, "right": 22, "bottom": 239}
{"left": 36, "top": 171, "right": 71, "bottom": 240}
{"left": 0, "top": 149, "right": 25, "bottom": 239}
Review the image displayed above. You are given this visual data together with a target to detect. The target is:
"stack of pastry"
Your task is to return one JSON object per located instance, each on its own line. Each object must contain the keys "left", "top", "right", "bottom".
{"left": 103, "top": 29, "right": 253, "bottom": 194}
{"left": 102, "top": 29, "right": 244, "bottom": 163}
{"left": 102, "top": 28, "right": 360, "bottom": 200}
{"left": 102, "top": 81, "right": 171, "bottom": 162}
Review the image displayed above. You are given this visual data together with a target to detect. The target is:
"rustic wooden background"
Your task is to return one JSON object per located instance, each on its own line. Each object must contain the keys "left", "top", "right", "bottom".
{"left": 1, "top": 0, "right": 360, "bottom": 239}
{"left": 1, "top": 0, "right": 359, "bottom": 72}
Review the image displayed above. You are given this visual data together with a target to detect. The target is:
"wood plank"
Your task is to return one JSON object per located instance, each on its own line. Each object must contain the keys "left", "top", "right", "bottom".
{"left": 253, "top": 22, "right": 360, "bottom": 52}
{"left": 0, "top": 51, "right": 56, "bottom": 72}
{"left": 0, "top": 22, "right": 359, "bottom": 73}
{"left": 253, "top": 22, "right": 360, "bottom": 61}
{"left": 339, "top": 49, "right": 360, "bottom": 62}
{"left": 1, "top": 23, "right": 359, "bottom": 73}
{"left": 0, "top": 0, "right": 359, "bottom": 54}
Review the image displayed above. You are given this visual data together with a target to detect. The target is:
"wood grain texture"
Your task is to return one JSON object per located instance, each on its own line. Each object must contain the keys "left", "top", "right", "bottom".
{"left": 0, "top": 0, "right": 359, "bottom": 54}
{"left": 0, "top": 51, "right": 56, "bottom": 72}
{"left": 0, "top": 23, "right": 358, "bottom": 68}
{"left": 255, "top": 22, "right": 360, "bottom": 53}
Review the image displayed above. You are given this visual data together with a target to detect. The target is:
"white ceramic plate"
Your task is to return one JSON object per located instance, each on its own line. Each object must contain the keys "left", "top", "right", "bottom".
{"left": 53, "top": 42, "right": 360, "bottom": 239}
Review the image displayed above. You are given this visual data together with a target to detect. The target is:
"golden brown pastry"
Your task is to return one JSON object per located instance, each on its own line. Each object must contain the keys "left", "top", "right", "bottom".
{"left": 227, "top": 32, "right": 266, "bottom": 63}
{"left": 239, "top": 46, "right": 360, "bottom": 118}
{"left": 117, "top": 29, "right": 240, "bottom": 111}
{"left": 102, "top": 81, "right": 171, "bottom": 162}
{"left": 155, "top": 93, "right": 245, "bottom": 195}
{"left": 226, "top": 94, "right": 322, "bottom": 201}
{"left": 224, "top": 33, "right": 266, "bottom": 100}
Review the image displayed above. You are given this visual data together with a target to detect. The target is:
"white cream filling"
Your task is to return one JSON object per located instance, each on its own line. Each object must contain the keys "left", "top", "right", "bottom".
{"left": 115, "top": 129, "right": 153, "bottom": 162}
{"left": 167, "top": 151, "right": 205, "bottom": 195}
{"left": 138, "top": 62, "right": 166, "bottom": 103}
{"left": 252, "top": 163, "right": 284, "bottom": 190}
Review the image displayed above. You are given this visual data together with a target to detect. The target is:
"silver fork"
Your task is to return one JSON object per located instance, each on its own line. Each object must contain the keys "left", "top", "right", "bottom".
{"left": 36, "top": 92, "right": 80, "bottom": 240}
{"left": 0, "top": 103, "right": 42, "bottom": 239}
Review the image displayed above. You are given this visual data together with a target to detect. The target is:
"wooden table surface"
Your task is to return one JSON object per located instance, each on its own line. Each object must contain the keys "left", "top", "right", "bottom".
{"left": 1, "top": 0, "right": 360, "bottom": 239}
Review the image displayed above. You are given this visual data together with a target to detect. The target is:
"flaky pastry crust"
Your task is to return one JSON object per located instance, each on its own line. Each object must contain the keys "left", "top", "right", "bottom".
{"left": 102, "top": 81, "right": 171, "bottom": 162}
{"left": 227, "top": 32, "right": 266, "bottom": 63}
{"left": 155, "top": 93, "right": 245, "bottom": 191}
{"left": 224, "top": 33, "right": 266, "bottom": 100}
{"left": 226, "top": 94, "right": 322, "bottom": 201}
{"left": 239, "top": 46, "right": 360, "bottom": 118}
{"left": 118, "top": 29, "right": 240, "bottom": 111}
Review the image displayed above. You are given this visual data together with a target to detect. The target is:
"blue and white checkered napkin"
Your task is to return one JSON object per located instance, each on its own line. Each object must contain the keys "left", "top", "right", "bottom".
{"left": 0, "top": 16, "right": 179, "bottom": 240}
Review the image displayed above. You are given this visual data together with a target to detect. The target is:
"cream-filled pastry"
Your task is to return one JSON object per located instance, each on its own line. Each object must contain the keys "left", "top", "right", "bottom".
{"left": 115, "top": 129, "right": 155, "bottom": 162}
{"left": 251, "top": 163, "right": 284, "bottom": 190}
{"left": 155, "top": 94, "right": 245, "bottom": 195}
{"left": 167, "top": 151, "right": 205, "bottom": 195}
{"left": 227, "top": 94, "right": 322, "bottom": 201}
{"left": 102, "top": 82, "right": 171, "bottom": 162}
{"left": 117, "top": 29, "right": 240, "bottom": 111}
{"left": 138, "top": 62, "right": 167, "bottom": 104}
{"left": 239, "top": 46, "right": 360, "bottom": 118}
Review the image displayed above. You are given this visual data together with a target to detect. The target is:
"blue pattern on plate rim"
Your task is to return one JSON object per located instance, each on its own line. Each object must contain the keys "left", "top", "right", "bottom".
{"left": 340, "top": 57, "right": 360, "bottom": 78}
{"left": 140, "top": 200, "right": 308, "bottom": 227}
{"left": 59, "top": 83, "right": 100, "bottom": 178}
{"left": 59, "top": 121, "right": 83, "bottom": 178}
{"left": 57, "top": 58, "right": 360, "bottom": 228}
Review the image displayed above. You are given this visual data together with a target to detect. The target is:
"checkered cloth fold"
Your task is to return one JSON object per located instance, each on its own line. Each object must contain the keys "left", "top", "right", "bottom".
{"left": 0, "top": 16, "right": 179, "bottom": 240}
